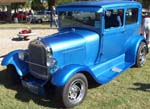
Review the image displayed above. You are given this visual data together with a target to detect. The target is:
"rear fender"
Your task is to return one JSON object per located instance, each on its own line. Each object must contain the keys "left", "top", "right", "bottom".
{"left": 125, "top": 35, "right": 148, "bottom": 63}
{"left": 51, "top": 64, "right": 93, "bottom": 86}
{"left": 1, "top": 50, "right": 29, "bottom": 77}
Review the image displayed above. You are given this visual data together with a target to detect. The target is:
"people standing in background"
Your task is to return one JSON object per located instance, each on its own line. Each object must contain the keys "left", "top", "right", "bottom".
{"left": 143, "top": 17, "right": 150, "bottom": 44}
{"left": 50, "top": 6, "right": 58, "bottom": 28}
{"left": 29, "top": 10, "right": 34, "bottom": 23}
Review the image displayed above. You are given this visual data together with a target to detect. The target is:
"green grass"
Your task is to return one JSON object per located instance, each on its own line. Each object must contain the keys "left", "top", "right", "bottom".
{"left": 0, "top": 57, "right": 150, "bottom": 109}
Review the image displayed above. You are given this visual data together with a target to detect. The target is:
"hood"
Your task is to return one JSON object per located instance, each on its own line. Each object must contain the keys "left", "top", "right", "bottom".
{"left": 41, "top": 29, "right": 99, "bottom": 67}
{"left": 41, "top": 29, "right": 98, "bottom": 52}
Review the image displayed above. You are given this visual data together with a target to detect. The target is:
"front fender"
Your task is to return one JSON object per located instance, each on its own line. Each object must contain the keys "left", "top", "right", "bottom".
{"left": 125, "top": 35, "right": 148, "bottom": 63}
{"left": 51, "top": 64, "right": 92, "bottom": 86}
{"left": 1, "top": 50, "right": 29, "bottom": 77}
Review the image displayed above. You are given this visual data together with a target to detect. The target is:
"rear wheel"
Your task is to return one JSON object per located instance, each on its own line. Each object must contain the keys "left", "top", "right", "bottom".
{"left": 7, "top": 65, "right": 21, "bottom": 85}
{"left": 135, "top": 42, "right": 147, "bottom": 67}
{"left": 56, "top": 73, "right": 88, "bottom": 108}
{"left": 37, "top": 19, "right": 42, "bottom": 23}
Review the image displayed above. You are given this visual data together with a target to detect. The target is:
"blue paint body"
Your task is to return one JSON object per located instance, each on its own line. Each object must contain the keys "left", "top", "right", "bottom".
{"left": 1, "top": 0, "right": 148, "bottom": 95}
{"left": 1, "top": 50, "right": 29, "bottom": 76}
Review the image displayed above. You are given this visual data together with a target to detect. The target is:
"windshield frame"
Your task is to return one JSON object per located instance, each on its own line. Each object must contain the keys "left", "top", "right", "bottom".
{"left": 58, "top": 11, "right": 102, "bottom": 32}
{"left": 57, "top": 6, "right": 103, "bottom": 32}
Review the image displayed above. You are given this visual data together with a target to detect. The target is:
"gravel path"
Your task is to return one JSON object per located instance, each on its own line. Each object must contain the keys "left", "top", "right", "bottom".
{"left": 0, "top": 29, "right": 57, "bottom": 63}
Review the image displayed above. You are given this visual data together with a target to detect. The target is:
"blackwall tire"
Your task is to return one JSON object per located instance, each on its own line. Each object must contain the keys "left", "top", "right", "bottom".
{"left": 56, "top": 73, "right": 88, "bottom": 108}
{"left": 38, "top": 19, "right": 42, "bottom": 23}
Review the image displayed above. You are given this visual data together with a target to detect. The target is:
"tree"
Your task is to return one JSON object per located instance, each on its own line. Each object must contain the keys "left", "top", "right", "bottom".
{"left": 56, "top": 0, "right": 93, "bottom": 5}
{"left": 143, "top": 0, "right": 150, "bottom": 9}
{"left": 47, "top": 0, "right": 56, "bottom": 10}
{"left": 31, "top": 0, "right": 45, "bottom": 10}
{"left": 25, "top": 0, "right": 32, "bottom": 8}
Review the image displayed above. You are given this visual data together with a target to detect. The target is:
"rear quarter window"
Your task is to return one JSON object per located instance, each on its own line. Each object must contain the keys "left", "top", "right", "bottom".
{"left": 125, "top": 8, "right": 138, "bottom": 25}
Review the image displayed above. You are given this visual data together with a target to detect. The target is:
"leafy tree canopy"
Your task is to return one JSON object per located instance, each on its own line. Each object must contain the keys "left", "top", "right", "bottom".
{"left": 31, "top": 0, "right": 45, "bottom": 10}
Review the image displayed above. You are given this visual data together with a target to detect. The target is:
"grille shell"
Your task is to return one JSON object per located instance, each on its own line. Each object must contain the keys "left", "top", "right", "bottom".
{"left": 28, "top": 40, "right": 50, "bottom": 80}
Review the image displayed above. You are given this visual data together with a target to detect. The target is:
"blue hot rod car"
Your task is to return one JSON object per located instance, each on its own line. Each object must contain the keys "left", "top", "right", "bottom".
{"left": 1, "top": 0, "right": 148, "bottom": 108}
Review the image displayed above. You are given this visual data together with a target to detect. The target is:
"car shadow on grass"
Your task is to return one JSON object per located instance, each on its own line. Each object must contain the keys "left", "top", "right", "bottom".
{"left": 0, "top": 69, "right": 62, "bottom": 108}
{"left": 11, "top": 37, "right": 30, "bottom": 41}
{"left": 0, "top": 55, "right": 6, "bottom": 58}
{"left": 0, "top": 69, "right": 102, "bottom": 108}
{"left": 129, "top": 82, "right": 150, "bottom": 92}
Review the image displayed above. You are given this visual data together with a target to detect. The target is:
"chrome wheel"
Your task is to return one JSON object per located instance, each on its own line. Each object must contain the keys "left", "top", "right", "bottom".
{"left": 139, "top": 48, "right": 146, "bottom": 66}
{"left": 68, "top": 79, "right": 86, "bottom": 104}
{"left": 56, "top": 73, "right": 88, "bottom": 108}
{"left": 135, "top": 42, "right": 147, "bottom": 67}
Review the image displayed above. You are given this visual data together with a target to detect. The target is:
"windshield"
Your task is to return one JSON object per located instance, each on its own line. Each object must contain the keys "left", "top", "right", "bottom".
{"left": 58, "top": 11, "right": 100, "bottom": 30}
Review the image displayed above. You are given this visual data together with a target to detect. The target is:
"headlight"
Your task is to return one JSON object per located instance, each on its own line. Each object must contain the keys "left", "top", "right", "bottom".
{"left": 47, "top": 57, "right": 57, "bottom": 68}
{"left": 18, "top": 52, "right": 25, "bottom": 61}
{"left": 46, "top": 47, "right": 58, "bottom": 72}
{"left": 46, "top": 47, "right": 52, "bottom": 57}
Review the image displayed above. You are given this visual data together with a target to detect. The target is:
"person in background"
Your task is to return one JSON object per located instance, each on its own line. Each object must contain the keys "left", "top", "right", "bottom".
{"left": 27, "top": 10, "right": 33, "bottom": 23}
{"left": 143, "top": 16, "right": 150, "bottom": 44}
{"left": 50, "top": 6, "right": 58, "bottom": 28}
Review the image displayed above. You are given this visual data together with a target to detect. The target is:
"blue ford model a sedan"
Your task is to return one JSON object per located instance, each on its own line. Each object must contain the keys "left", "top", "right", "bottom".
{"left": 1, "top": 0, "right": 148, "bottom": 108}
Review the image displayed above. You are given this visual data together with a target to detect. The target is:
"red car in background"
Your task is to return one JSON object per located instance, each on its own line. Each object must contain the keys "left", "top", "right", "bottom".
{"left": 15, "top": 11, "right": 28, "bottom": 21}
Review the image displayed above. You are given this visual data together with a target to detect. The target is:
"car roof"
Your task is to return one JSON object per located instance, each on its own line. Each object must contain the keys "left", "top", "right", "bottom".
{"left": 58, "top": 0, "right": 140, "bottom": 8}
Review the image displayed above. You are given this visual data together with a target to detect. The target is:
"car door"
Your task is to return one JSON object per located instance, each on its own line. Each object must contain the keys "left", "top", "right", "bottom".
{"left": 124, "top": 8, "right": 140, "bottom": 41}
{"left": 100, "top": 9, "right": 128, "bottom": 63}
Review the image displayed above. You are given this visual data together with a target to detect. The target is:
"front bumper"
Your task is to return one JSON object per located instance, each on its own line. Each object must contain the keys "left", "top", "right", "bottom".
{"left": 21, "top": 75, "right": 48, "bottom": 96}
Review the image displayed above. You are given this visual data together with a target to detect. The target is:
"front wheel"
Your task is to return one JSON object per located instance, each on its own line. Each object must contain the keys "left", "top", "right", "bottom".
{"left": 56, "top": 73, "right": 88, "bottom": 108}
{"left": 37, "top": 19, "right": 42, "bottom": 23}
{"left": 135, "top": 42, "right": 147, "bottom": 67}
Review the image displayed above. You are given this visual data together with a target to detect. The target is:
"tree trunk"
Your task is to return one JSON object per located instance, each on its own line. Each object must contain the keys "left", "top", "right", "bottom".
{"left": 7, "top": 5, "right": 12, "bottom": 22}
{"left": 48, "top": 0, "right": 56, "bottom": 10}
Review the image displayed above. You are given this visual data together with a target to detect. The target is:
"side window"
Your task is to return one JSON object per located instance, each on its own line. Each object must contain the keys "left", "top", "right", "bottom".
{"left": 105, "top": 9, "right": 124, "bottom": 29}
{"left": 126, "top": 8, "right": 138, "bottom": 25}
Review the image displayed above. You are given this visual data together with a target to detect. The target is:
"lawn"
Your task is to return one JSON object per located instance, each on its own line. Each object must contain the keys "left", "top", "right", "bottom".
{"left": 0, "top": 57, "right": 150, "bottom": 109}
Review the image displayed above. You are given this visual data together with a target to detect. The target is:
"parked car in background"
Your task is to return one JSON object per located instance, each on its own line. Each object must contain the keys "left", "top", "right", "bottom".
{"left": 1, "top": 0, "right": 148, "bottom": 108}
{"left": 31, "top": 10, "right": 51, "bottom": 23}
{"left": 15, "top": 11, "right": 28, "bottom": 21}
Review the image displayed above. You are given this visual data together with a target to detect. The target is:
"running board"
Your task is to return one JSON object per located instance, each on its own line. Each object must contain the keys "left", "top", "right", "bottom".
{"left": 94, "top": 61, "right": 133, "bottom": 84}
{"left": 112, "top": 67, "right": 122, "bottom": 73}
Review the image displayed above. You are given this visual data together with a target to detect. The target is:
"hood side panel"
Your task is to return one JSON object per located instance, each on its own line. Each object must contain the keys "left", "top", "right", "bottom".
{"left": 42, "top": 30, "right": 99, "bottom": 67}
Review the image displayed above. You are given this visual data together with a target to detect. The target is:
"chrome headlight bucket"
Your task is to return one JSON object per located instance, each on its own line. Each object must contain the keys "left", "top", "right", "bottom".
{"left": 46, "top": 46, "right": 53, "bottom": 56}
{"left": 46, "top": 47, "right": 58, "bottom": 72}
{"left": 47, "top": 57, "right": 57, "bottom": 68}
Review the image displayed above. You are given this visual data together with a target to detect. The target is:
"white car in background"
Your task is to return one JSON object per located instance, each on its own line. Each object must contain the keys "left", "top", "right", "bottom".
{"left": 32, "top": 10, "right": 51, "bottom": 23}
